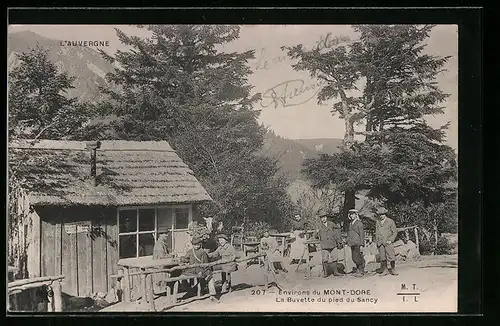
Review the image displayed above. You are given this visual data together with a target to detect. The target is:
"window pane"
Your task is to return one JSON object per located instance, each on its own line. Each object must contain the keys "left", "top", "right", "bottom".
{"left": 119, "top": 234, "right": 137, "bottom": 259}
{"left": 139, "top": 209, "right": 156, "bottom": 231}
{"left": 138, "top": 233, "right": 155, "bottom": 257}
{"left": 119, "top": 210, "right": 137, "bottom": 233}
{"left": 158, "top": 208, "right": 173, "bottom": 233}
{"left": 174, "top": 208, "right": 189, "bottom": 229}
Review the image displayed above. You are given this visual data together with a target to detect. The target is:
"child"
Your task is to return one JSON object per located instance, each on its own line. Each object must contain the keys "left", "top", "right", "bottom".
{"left": 260, "top": 231, "right": 287, "bottom": 273}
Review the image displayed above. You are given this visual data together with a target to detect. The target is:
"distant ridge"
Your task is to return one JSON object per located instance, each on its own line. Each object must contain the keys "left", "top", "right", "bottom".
{"left": 7, "top": 30, "right": 343, "bottom": 183}
{"left": 262, "top": 132, "right": 342, "bottom": 181}
{"left": 8, "top": 30, "right": 116, "bottom": 104}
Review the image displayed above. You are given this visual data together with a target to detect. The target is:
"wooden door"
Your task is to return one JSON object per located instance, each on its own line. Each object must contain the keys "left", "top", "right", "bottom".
{"left": 172, "top": 206, "right": 192, "bottom": 254}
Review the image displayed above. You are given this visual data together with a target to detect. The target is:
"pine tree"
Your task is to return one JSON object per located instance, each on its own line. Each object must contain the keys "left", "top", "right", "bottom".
{"left": 8, "top": 45, "right": 94, "bottom": 140}
{"left": 296, "top": 25, "right": 457, "bottom": 240}
{"left": 8, "top": 45, "right": 97, "bottom": 275}
{"left": 95, "top": 25, "right": 292, "bottom": 231}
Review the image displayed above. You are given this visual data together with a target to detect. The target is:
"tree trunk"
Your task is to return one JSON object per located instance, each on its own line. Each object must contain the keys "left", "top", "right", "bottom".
{"left": 339, "top": 89, "right": 354, "bottom": 147}
{"left": 341, "top": 189, "right": 356, "bottom": 232}
{"left": 365, "top": 112, "right": 373, "bottom": 142}
{"left": 433, "top": 218, "right": 439, "bottom": 248}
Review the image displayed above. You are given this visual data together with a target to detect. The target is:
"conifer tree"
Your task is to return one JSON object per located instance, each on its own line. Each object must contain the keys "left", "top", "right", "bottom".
{"left": 8, "top": 45, "right": 93, "bottom": 140}
{"left": 289, "top": 25, "right": 457, "bottom": 239}
{"left": 96, "top": 25, "right": 292, "bottom": 231}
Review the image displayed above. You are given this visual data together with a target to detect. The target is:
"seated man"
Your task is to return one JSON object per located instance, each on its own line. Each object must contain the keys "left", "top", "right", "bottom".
{"left": 153, "top": 233, "right": 171, "bottom": 259}
{"left": 179, "top": 236, "right": 218, "bottom": 302}
{"left": 209, "top": 234, "right": 237, "bottom": 293}
{"left": 260, "top": 231, "right": 287, "bottom": 273}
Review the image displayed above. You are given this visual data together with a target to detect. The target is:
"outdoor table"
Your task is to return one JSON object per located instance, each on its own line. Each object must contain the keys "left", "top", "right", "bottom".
{"left": 118, "top": 256, "right": 179, "bottom": 307}
{"left": 242, "top": 241, "right": 260, "bottom": 257}
{"left": 298, "top": 239, "right": 320, "bottom": 278}
{"left": 269, "top": 233, "right": 292, "bottom": 257}
{"left": 242, "top": 241, "right": 261, "bottom": 267}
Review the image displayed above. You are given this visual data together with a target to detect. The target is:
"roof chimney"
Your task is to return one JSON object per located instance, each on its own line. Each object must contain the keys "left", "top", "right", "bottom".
{"left": 85, "top": 141, "right": 101, "bottom": 186}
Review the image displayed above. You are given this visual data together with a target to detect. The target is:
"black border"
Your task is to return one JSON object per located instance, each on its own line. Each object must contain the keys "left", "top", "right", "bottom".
{"left": 6, "top": 6, "right": 483, "bottom": 322}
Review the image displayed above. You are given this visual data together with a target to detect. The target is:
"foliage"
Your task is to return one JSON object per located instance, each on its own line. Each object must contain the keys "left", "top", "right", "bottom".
{"left": 244, "top": 221, "right": 277, "bottom": 239}
{"left": 435, "top": 236, "right": 455, "bottom": 255}
{"left": 8, "top": 45, "right": 95, "bottom": 140}
{"left": 292, "top": 182, "right": 344, "bottom": 225}
{"left": 8, "top": 46, "right": 98, "bottom": 276}
{"left": 419, "top": 238, "right": 434, "bottom": 255}
{"left": 188, "top": 221, "right": 211, "bottom": 242}
{"left": 90, "top": 25, "right": 293, "bottom": 232}
{"left": 299, "top": 25, "right": 457, "bottom": 241}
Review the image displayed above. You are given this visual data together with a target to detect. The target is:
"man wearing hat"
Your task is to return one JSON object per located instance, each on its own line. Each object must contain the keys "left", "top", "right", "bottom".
{"left": 374, "top": 208, "right": 399, "bottom": 276}
{"left": 209, "top": 234, "right": 237, "bottom": 293}
{"left": 347, "top": 209, "right": 366, "bottom": 277}
{"left": 317, "top": 210, "right": 343, "bottom": 277}
{"left": 180, "top": 236, "right": 218, "bottom": 301}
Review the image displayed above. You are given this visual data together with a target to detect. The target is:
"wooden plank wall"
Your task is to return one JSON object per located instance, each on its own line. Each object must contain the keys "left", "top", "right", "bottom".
{"left": 93, "top": 224, "right": 107, "bottom": 294}
{"left": 106, "top": 221, "right": 118, "bottom": 291}
{"left": 38, "top": 206, "right": 118, "bottom": 297}
{"left": 36, "top": 204, "right": 200, "bottom": 298}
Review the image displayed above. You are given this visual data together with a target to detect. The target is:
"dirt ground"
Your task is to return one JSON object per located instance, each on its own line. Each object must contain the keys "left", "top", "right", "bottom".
{"left": 101, "top": 253, "right": 457, "bottom": 313}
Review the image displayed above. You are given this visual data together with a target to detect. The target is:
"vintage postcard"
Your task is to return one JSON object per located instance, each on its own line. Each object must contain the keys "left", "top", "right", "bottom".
{"left": 7, "top": 23, "right": 458, "bottom": 313}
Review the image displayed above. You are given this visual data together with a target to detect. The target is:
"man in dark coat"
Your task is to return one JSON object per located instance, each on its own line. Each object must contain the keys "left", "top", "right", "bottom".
{"left": 180, "top": 236, "right": 218, "bottom": 301}
{"left": 317, "top": 211, "right": 343, "bottom": 277}
{"left": 374, "top": 208, "right": 399, "bottom": 276}
{"left": 209, "top": 234, "right": 237, "bottom": 293}
{"left": 347, "top": 209, "right": 366, "bottom": 277}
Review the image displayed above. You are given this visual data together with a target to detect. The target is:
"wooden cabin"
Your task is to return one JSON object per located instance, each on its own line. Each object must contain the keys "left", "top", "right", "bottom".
{"left": 8, "top": 140, "right": 212, "bottom": 298}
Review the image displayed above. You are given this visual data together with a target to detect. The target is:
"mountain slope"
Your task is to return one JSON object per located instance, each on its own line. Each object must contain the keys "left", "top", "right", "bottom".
{"left": 7, "top": 30, "right": 343, "bottom": 182}
{"left": 262, "top": 132, "right": 342, "bottom": 181}
{"left": 7, "top": 31, "right": 116, "bottom": 104}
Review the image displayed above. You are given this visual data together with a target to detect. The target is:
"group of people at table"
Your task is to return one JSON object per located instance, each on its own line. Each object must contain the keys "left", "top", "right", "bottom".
{"left": 153, "top": 232, "right": 236, "bottom": 302}
{"left": 151, "top": 207, "right": 401, "bottom": 302}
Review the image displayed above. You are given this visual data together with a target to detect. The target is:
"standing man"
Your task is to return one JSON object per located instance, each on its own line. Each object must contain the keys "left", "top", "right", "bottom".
{"left": 317, "top": 211, "right": 343, "bottom": 277}
{"left": 375, "top": 208, "right": 399, "bottom": 276}
{"left": 347, "top": 209, "right": 366, "bottom": 277}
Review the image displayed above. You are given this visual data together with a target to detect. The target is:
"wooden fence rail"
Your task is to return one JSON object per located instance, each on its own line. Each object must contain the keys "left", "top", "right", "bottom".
{"left": 111, "top": 253, "right": 267, "bottom": 311}
{"left": 8, "top": 275, "right": 65, "bottom": 312}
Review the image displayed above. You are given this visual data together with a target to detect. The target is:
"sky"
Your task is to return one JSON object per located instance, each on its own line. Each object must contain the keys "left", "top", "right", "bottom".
{"left": 8, "top": 24, "right": 458, "bottom": 150}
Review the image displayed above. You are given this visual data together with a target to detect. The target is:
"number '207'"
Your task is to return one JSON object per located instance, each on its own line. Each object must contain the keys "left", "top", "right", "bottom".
{"left": 251, "top": 289, "right": 266, "bottom": 295}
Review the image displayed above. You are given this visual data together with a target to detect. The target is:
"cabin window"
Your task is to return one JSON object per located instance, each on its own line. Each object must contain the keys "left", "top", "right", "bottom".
{"left": 118, "top": 205, "right": 192, "bottom": 259}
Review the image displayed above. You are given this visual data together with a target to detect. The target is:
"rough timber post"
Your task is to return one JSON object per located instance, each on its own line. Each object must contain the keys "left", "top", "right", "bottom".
{"left": 146, "top": 274, "right": 155, "bottom": 311}
{"left": 414, "top": 227, "right": 420, "bottom": 255}
{"left": 141, "top": 273, "right": 147, "bottom": 306}
{"left": 116, "top": 269, "right": 123, "bottom": 301}
{"left": 47, "top": 287, "right": 54, "bottom": 312}
{"left": 122, "top": 268, "right": 131, "bottom": 302}
{"left": 52, "top": 280, "right": 63, "bottom": 312}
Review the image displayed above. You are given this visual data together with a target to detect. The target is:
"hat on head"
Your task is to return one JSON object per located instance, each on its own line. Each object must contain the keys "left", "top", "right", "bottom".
{"left": 216, "top": 234, "right": 229, "bottom": 241}
{"left": 348, "top": 209, "right": 359, "bottom": 213}
{"left": 377, "top": 207, "right": 388, "bottom": 215}
{"left": 191, "top": 236, "right": 203, "bottom": 245}
{"left": 317, "top": 208, "right": 328, "bottom": 217}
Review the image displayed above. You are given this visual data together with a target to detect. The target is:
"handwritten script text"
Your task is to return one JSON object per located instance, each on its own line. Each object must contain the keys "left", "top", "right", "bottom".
{"left": 260, "top": 79, "right": 326, "bottom": 108}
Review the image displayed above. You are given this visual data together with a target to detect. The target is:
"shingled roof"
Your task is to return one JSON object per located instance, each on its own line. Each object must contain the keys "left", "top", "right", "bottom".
{"left": 9, "top": 140, "right": 212, "bottom": 206}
